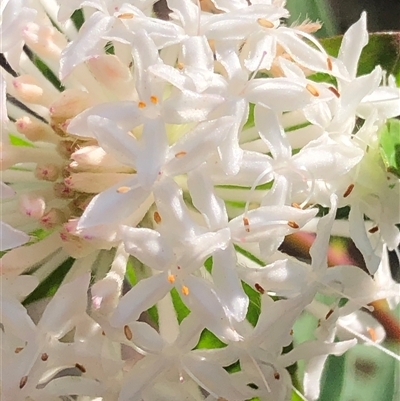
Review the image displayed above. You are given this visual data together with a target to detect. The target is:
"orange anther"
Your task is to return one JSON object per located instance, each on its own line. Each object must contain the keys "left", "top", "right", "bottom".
{"left": 154, "top": 211, "right": 161, "bottom": 224}
{"left": 175, "top": 151, "right": 187, "bottom": 158}
{"left": 328, "top": 86, "right": 341, "bottom": 98}
{"left": 168, "top": 274, "right": 176, "bottom": 284}
{"left": 369, "top": 226, "right": 379, "bottom": 234}
{"left": 124, "top": 325, "right": 133, "bottom": 340}
{"left": 327, "top": 57, "right": 333, "bottom": 71}
{"left": 138, "top": 101, "right": 146, "bottom": 109}
{"left": 367, "top": 327, "right": 377, "bottom": 342}
{"left": 257, "top": 18, "right": 274, "bottom": 28}
{"left": 288, "top": 221, "right": 299, "bottom": 229}
{"left": 306, "top": 83, "right": 319, "bottom": 97}
{"left": 118, "top": 13, "right": 134, "bottom": 19}
{"left": 243, "top": 216, "right": 250, "bottom": 232}
{"left": 181, "top": 285, "right": 190, "bottom": 296}
{"left": 117, "top": 186, "right": 130, "bottom": 194}
{"left": 150, "top": 95, "right": 158, "bottom": 104}
{"left": 255, "top": 283, "right": 265, "bottom": 294}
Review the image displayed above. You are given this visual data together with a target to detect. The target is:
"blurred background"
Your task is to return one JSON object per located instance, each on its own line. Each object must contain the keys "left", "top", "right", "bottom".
{"left": 286, "top": 0, "right": 400, "bottom": 36}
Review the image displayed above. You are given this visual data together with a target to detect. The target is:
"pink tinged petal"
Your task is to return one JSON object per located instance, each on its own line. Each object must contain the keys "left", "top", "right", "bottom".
{"left": 60, "top": 12, "right": 114, "bottom": 79}
{"left": 338, "top": 12, "right": 368, "bottom": 78}
{"left": 244, "top": 78, "right": 313, "bottom": 112}
{"left": 187, "top": 166, "right": 228, "bottom": 231}
{"left": 38, "top": 273, "right": 90, "bottom": 338}
{"left": 0, "top": 232, "right": 62, "bottom": 275}
{"left": 136, "top": 118, "right": 168, "bottom": 188}
{"left": 69, "top": 101, "right": 143, "bottom": 138}
{"left": 120, "top": 226, "right": 175, "bottom": 270}
{"left": 87, "top": 115, "right": 139, "bottom": 167}
{"left": 183, "top": 355, "right": 249, "bottom": 401}
{"left": 349, "top": 205, "right": 380, "bottom": 274}
{"left": 128, "top": 321, "right": 166, "bottom": 353}
{"left": 183, "top": 275, "right": 241, "bottom": 342}
{"left": 213, "top": 245, "right": 249, "bottom": 322}
{"left": 255, "top": 105, "right": 291, "bottom": 159}
{"left": 303, "top": 340, "right": 357, "bottom": 400}
{"left": 119, "top": 355, "right": 168, "bottom": 401}
{"left": 76, "top": 176, "right": 149, "bottom": 229}
{"left": 0, "top": 221, "right": 30, "bottom": 251}
{"left": 0, "top": 0, "right": 36, "bottom": 53}
{"left": 110, "top": 272, "right": 171, "bottom": 326}
{"left": 165, "top": 117, "right": 234, "bottom": 177}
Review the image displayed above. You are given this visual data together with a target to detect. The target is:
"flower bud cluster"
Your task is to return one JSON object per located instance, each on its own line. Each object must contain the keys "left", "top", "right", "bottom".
{"left": 1, "top": 1, "right": 399, "bottom": 400}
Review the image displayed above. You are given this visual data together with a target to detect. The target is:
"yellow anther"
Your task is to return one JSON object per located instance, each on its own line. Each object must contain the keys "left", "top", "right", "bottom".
{"left": 181, "top": 285, "right": 190, "bottom": 296}
{"left": 327, "top": 57, "right": 333, "bottom": 71}
{"left": 257, "top": 18, "right": 274, "bottom": 28}
{"left": 243, "top": 216, "right": 250, "bottom": 232}
{"left": 168, "top": 274, "right": 176, "bottom": 284}
{"left": 177, "top": 62, "right": 185, "bottom": 70}
{"left": 124, "top": 325, "right": 133, "bottom": 340}
{"left": 150, "top": 95, "right": 158, "bottom": 104}
{"left": 138, "top": 101, "right": 146, "bottom": 109}
{"left": 367, "top": 327, "right": 377, "bottom": 342}
{"left": 154, "top": 211, "right": 161, "bottom": 224}
{"left": 117, "top": 186, "right": 131, "bottom": 194}
{"left": 306, "top": 83, "right": 320, "bottom": 97}
{"left": 118, "top": 13, "right": 134, "bottom": 19}
{"left": 288, "top": 221, "right": 299, "bottom": 229}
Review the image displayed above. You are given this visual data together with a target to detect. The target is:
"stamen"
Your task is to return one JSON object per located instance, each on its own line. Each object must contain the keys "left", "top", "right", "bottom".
{"left": 175, "top": 151, "right": 187, "bottom": 158}
{"left": 124, "top": 325, "right": 133, "bottom": 340}
{"left": 306, "top": 83, "right": 319, "bottom": 97}
{"left": 255, "top": 283, "right": 265, "bottom": 294}
{"left": 368, "top": 226, "right": 379, "bottom": 234}
{"left": 325, "top": 309, "right": 334, "bottom": 319}
{"left": 168, "top": 274, "right": 176, "bottom": 284}
{"left": 274, "top": 372, "right": 280, "bottom": 380}
{"left": 326, "top": 57, "right": 333, "bottom": 71}
{"left": 367, "top": 327, "right": 377, "bottom": 342}
{"left": 19, "top": 375, "right": 28, "bottom": 389}
{"left": 117, "top": 186, "right": 131, "bottom": 194}
{"left": 150, "top": 95, "right": 158, "bottom": 104}
{"left": 138, "top": 101, "right": 146, "bottom": 108}
{"left": 328, "top": 86, "right": 340, "bottom": 97}
{"left": 118, "top": 13, "right": 134, "bottom": 19}
{"left": 288, "top": 221, "right": 299, "bottom": 229}
{"left": 154, "top": 211, "right": 161, "bottom": 224}
{"left": 291, "top": 202, "right": 302, "bottom": 209}
{"left": 177, "top": 62, "right": 185, "bottom": 70}
{"left": 41, "top": 353, "right": 49, "bottom": 361}
{"left": 15, "top": 347, "right": 24, "bottom": 353}
{"left": 181, "top": 285, "right": 190, "bottom": 296}
{"left": 75, "top": 363, "right": 86, "bottom": 373}
{"left": 243, "top": 216, "right": 250, "bottom": 232}
{"left": 257, "top": 18, "right": 275, "bottom": 28}
{"left": 290, "top": 329, "right": 294, "bottom": 335}
{"left": 343, "top": 183, "right": 354, "bottom": 198}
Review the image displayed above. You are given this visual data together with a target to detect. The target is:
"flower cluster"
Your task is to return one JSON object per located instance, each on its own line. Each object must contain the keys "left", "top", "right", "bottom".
{"left": 1, "top": 1, "right": 399, "bottom": 400}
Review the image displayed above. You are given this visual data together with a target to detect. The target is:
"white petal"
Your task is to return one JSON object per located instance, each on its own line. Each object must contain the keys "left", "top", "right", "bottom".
{"left": 0, "top": 221, "right": 30, "bottom": 251}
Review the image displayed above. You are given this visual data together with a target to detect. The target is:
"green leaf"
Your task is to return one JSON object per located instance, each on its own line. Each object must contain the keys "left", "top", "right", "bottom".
{"left": 170, "top": 287, "right": 190, "bottom": 323}
{"left": 23, "top": 257, "right": 74, "bottom": 305}
{"left": 379, "top": 119, "right": 400, "bottom": 178}
{"left": 195, "top": 329, "right": 226, "bottom": 349}
{"left": 321, "top": 32, "right": 400, "bottom": 83}
{"left": 9, "top": 133, "right": 34, "bottom": 147}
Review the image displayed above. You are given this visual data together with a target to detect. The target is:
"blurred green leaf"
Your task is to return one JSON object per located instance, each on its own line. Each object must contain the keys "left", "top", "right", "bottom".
{"left": 170, "top": 287, "right": 190, "bottom": 323}
{"left": 321, "top": 32, "right": 400, "bottom": 83}
{"left": 9, "top": 133, "right": 34, "bottom": 147}
{"left": 196, "top": 329, "right": 226, "bottom": 349}
{"left": 23, "top": 257, "right": 74, "bottom": 305}
{"left": 379, "top": 119, "right": 400, "bottom": 178}
{"left": 286, "top": 0, "right": 338, "bottom": 37}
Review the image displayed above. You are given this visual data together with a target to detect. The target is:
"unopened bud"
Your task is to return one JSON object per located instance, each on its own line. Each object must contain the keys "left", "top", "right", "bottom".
{"left": 35, "top": 164, "right": 60, "bottom": 181}
{"left": 19, "top": 194, "right": 46, "bottom": 219}
{"left": 40, "top": 208, "right": 66, "bottom": 229}
{"left": 15, "top": 116, "right": 58, "bottom": 143}
{"left": 11, "top": 75, "right": 44, "bottom": 105}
